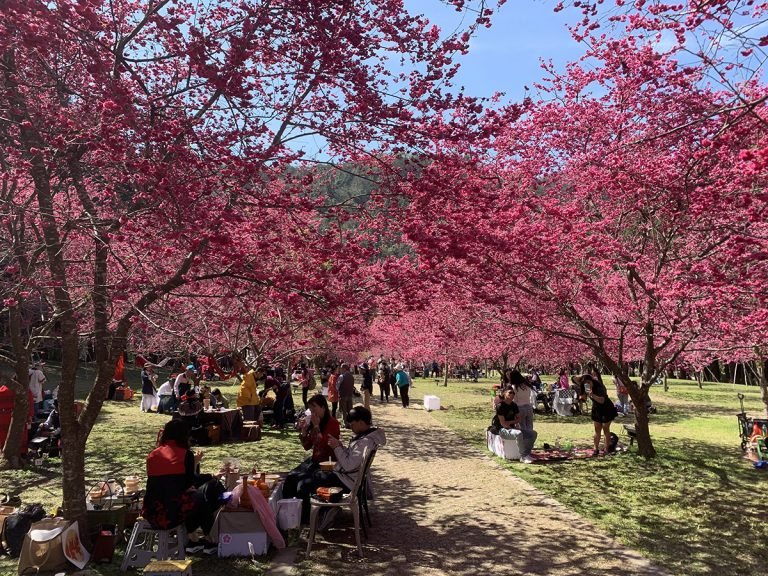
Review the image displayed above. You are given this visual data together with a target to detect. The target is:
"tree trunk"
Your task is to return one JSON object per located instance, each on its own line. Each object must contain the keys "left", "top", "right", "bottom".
{"left": 58, "top": 332, "right": 86, "bottom": 532}
{"left": 60, "top": 426, "right": 87, "bottom": 526}
{"left": 600, "top": 350, "right": 657, "bottom": 458}
{"left": 632, "top": 395, "right": 655, "bottom": 457}
{"left": 755, "top": 348, "right": 768, "bottom": 419}
{"left": 708, "top": 361, "right": 722, "bottom": 382}
{"left": 622, "top": 374, "right": 656, "bottom": 457}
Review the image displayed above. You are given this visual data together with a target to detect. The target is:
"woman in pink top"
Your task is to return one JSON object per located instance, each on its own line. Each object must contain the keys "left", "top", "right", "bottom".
{"left": 558, "top": 368, "right": 569, "bottom": 389}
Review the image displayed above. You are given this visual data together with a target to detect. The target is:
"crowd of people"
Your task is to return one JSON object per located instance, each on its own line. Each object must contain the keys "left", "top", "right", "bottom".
{"left": 490, "top": 365, "right": 621, "bottom": 460}
{"left": 21, "top": 350, "right": 630, "bottom": 554}
{"left": 142, "top": 389, "right": 386, "bottom": 548}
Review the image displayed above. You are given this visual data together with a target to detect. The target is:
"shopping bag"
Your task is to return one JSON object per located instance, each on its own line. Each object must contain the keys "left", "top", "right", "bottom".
{"left": 17, "top": 518, "right": 80, "bottom": 575}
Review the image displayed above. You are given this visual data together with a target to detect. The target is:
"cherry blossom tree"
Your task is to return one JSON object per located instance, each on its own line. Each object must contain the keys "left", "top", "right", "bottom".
{"left": 404, "top": 34, "right": 767, "bottom": 457}
{"left": 0, "top": 0, "right": 499, "bottom": 528}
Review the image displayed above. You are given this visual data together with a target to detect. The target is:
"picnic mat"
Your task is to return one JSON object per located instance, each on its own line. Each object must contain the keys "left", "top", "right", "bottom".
{"left": 529, "top": 447, "right": 624, "bottom": 463}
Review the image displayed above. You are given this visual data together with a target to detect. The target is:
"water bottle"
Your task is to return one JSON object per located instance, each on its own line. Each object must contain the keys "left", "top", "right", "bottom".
{"left": 554, "top": 437, "right": 561, "bottom": 451}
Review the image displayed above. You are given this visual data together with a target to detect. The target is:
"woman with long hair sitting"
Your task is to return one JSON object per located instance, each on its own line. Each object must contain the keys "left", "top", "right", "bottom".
{"left": 282, "top": 393, "right": 341, "bottom": 522}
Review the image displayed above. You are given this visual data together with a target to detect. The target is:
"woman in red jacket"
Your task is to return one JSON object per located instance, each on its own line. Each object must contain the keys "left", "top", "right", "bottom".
{"left": 282, "top": 393, "right": 340, "bottom": 522}
{"left": 142, "top": 420, "right": 223, "bottom": 554}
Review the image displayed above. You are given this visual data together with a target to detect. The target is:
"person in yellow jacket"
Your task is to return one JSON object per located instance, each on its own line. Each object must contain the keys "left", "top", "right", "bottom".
{"left": 237, "top": 368, "right": 262, "bottom": 421}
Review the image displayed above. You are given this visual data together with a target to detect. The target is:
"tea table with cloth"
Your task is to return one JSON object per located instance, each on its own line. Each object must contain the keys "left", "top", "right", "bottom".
{"left": 199, "top": 408, "right": 243, "bottom": 441}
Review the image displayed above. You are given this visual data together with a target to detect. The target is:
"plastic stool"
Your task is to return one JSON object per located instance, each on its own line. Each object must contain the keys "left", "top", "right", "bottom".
{"left": 120, "top": 519, "right": 186, "bottom": 571}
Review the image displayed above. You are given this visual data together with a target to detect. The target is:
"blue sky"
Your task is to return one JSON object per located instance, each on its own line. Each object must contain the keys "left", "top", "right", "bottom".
{"left": 410, "top": 0, "right": 768, "bottom": 100}
{"left": 409, "top": 0, "right": 583, "bottom": 101}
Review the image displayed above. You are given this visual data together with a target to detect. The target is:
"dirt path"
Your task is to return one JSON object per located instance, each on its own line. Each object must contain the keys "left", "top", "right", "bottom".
{"left": 297, "top": 400, "right": 667, "bottom": 576}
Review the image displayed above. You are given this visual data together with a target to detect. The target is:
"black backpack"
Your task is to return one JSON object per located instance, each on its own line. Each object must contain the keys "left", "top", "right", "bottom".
{"left": 608, "top": 432, "right": 620, "bottom": 453}
{"left": 3, "top": 503, "right": 46, "bottom": 557}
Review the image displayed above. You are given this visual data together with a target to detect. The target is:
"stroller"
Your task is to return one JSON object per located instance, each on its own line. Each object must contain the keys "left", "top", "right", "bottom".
{"left": 737, "top": 393, "right": 768, "bottom": 458}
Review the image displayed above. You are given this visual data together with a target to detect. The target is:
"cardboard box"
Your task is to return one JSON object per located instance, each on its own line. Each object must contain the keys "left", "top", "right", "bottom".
{"left": 218, "top": 531, "right": 269, "bottom": 557}
{"left": 213, "top": 508, "right": 270, "bottom": 557}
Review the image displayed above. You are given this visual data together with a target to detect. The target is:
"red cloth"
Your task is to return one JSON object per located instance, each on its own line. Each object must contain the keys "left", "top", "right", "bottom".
{"left": 113, "top": 355, "right": 125, "bottom": 382}
{"left": 0, "top": 386, "right": 33, "bottom": 455}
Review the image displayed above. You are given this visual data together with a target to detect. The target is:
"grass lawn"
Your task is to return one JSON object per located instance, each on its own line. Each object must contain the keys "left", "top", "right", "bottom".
{"left": 1, "top": 366, "right": 766, "bottom": 575}
{"left": 423, "top": 375, "right": 768, "bottom": 576}
{"left": 0, "top": 364, "right": 307, "bottom": 575}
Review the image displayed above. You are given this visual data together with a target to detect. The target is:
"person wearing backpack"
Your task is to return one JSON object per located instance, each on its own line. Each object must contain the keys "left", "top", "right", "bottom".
{"left": 394, "top": 364, "right": 411, "bottom": 408}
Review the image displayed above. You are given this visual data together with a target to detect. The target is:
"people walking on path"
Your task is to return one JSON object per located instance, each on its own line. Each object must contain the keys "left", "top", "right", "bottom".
{"left": 394, "top": 364, "right": 410, "bottom": 408}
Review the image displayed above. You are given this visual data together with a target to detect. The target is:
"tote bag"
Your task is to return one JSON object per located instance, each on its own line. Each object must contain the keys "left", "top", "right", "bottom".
{"left": 18, "top": 518, "right": 88, "bottom": 575}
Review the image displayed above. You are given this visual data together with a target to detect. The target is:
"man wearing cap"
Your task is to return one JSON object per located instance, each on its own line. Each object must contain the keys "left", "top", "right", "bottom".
{"left": 491, "top": 388, "right": 537, "bottom": 464}
{"left": 28, "top": 362, "right": 47, "bottom": 417}
{"left": 315, "top": 406, "right": 387, "bottom": 530}
{"left": 175, "top": 365, "right": 197, "bottom": 399}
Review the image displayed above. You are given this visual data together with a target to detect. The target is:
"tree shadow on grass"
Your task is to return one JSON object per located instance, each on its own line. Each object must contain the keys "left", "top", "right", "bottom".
{"left": 509, "top": 437, "right": 768, "bottom": 576}
{"left": 299, "top": 405, "right": 666, "bottom": 576}
{"left": 300, "top": 467, "right": 663, "bottom": 576}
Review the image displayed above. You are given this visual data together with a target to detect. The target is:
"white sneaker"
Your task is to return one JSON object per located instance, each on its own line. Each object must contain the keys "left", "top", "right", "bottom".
{"left": 520, "top": 456, "right": 534, "bottom": 464}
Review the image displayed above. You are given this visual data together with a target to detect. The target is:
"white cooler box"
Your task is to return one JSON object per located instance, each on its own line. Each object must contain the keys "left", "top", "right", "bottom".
{"left": 486, "top": 429, "right": 521, "bottom": 460}
{"left": 423, "top": 395, "right": 441, "bottom": 411}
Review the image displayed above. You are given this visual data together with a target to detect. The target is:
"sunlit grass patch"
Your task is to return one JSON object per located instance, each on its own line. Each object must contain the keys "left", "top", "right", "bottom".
{"left": 419, "top": 375, "right": 767, "bottom": 576}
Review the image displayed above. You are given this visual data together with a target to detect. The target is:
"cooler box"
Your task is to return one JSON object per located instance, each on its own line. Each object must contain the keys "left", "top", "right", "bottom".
{"left": 486, "top": 429, "right": 521, "bottom": 460}
{"left": 423, "top": 395, "right": 440, "bottom": 412}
